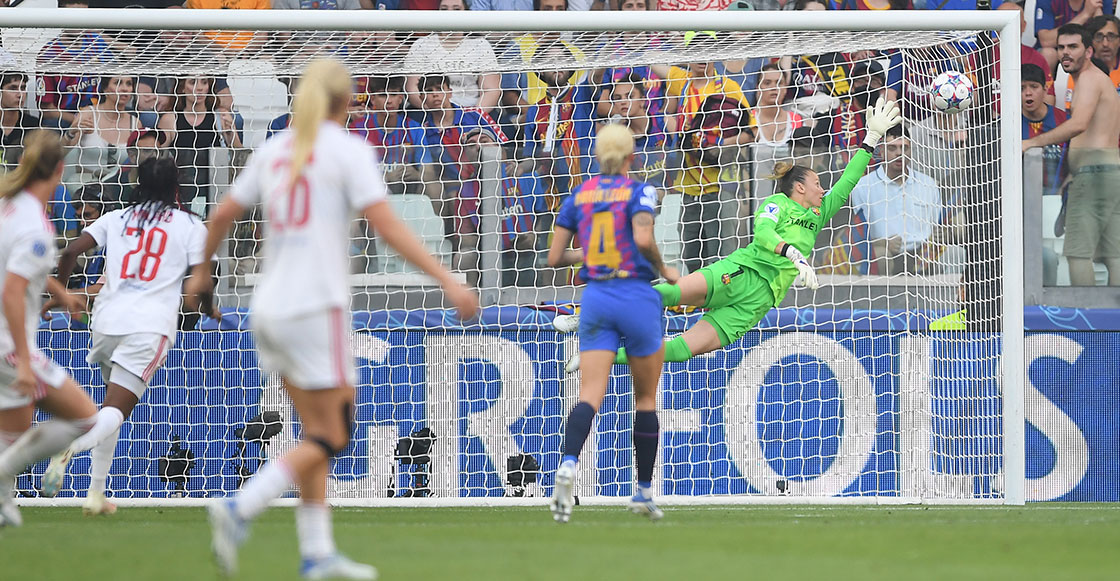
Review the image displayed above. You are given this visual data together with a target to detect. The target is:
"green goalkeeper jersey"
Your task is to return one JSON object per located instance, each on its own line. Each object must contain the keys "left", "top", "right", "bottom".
{"left": 726, "top": 148, "right": 872, "bottom": 304}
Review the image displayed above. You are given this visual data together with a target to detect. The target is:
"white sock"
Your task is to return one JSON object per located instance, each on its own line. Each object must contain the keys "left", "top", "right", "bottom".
{"left": 70, "top": 407, "right": 124, "bottom": 453}
{"left": 0, "top": 430, "right": 19, "bottom": 501}
{"left": 0, "top": 418, "right": 94, "bottom": 479}
{"left": 87, "top": 428, "right": 120, "bottom": 497}
{"left": 232, "top": 459, "right": 294, "bottom": 521}
{"left": 296, "top": 502, "right": 337, "bottom": 560}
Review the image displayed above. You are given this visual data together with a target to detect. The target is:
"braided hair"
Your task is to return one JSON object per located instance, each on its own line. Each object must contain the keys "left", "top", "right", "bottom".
{"left": 123, "top": 155, "right": 182, "bottom": 234}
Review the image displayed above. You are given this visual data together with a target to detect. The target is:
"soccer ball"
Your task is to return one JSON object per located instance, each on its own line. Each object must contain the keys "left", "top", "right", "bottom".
{"left": 930, "top": 70, "right": 974, "bottom": 115}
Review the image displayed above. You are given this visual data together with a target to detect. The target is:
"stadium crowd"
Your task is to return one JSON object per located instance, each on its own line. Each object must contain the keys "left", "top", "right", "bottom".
{"left": 1, "top": 0, "right": 1116, "bottom": 287}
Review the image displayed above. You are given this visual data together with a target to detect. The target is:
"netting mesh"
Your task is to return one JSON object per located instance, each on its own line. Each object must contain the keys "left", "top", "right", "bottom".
{"left": 0, "top": 22, "right": 1008, "bottom": 502}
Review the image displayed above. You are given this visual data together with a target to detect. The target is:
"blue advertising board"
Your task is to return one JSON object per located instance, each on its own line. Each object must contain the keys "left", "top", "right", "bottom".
{"left": 20, "top": 307, "right": 1119, "bottom": 502}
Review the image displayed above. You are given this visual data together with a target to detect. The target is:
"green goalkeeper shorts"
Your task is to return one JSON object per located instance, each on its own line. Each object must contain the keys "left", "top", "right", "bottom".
{"left": 698, "top": 259, "right": 776, "bottom": 346}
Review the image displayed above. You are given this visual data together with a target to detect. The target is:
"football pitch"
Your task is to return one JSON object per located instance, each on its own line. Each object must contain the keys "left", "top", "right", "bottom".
{"left": 2, "top": 504, "right": 1118, "bottom": 580}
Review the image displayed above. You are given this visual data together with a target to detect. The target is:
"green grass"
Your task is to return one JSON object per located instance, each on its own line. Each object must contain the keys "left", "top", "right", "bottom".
{"left": 2, "top": 504, "right": 1119, "bottom": 580}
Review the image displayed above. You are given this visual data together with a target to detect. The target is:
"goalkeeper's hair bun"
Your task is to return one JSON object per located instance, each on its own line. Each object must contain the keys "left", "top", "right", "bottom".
{"left": 767, "top": 161, "right": 814, "bottom": 197}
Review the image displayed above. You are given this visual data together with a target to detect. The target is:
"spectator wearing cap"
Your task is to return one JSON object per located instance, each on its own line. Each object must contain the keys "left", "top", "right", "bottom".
{"left": 115, "top": 128, "right": 163, "bottom": 204}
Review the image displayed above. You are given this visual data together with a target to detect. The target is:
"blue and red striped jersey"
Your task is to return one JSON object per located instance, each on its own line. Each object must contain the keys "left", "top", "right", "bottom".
{"left": 556, "top": 174, "right": 659, "bottom": 282}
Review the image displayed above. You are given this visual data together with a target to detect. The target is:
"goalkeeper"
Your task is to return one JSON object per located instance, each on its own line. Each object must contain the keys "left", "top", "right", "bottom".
{"left": 559, "top": 98, "right": 901, "bottom": 372}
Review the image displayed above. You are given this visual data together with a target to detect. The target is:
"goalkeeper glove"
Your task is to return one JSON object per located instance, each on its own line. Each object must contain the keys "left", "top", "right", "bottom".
{"left": 863, "top": 97, "right": 903, "bottom": 149}
{"left": 782, "top": 244, "right": 820, "bottom": 290}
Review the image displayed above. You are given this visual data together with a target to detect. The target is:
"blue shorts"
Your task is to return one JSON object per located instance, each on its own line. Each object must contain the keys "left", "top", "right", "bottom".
{"left": 578, "top": 279, "right": 664, "bottom": 358}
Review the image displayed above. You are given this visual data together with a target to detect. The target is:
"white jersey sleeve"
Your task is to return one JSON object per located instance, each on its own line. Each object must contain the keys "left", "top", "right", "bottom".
{"left": 344, "top": 137, "right": 389, "bottom": 212}
{"left": 5, "top": 226, "right": 54, "bottom": 283}
{"left": 81, "top": 211, "right": 112, "bottom": 247}
{"left": 228, "top": 146, "right": 266, "bottom": 208}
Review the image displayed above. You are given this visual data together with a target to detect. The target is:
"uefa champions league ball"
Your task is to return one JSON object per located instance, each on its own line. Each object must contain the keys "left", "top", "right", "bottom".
{"left": 930, "top": 70, "right": 974, "bottom": 115}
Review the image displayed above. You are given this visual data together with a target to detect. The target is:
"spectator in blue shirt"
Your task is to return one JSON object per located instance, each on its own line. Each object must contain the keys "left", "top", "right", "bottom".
{"left": 352, "top": 75, "right": 447, "bottom": 227}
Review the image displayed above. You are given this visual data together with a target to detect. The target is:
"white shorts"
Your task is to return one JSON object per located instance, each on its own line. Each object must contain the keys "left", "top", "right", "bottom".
{"left": 0, "top": 349, "right": 71, "bottom": 410}
{"left": 252, "top": 308, "right": 355, "bottom": 390}
{"left": 87, "top": 332, "right": 171, "bottom": 398}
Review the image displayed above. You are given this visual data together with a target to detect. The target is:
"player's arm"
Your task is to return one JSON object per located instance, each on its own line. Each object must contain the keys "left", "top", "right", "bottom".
{"left": 546, "top": 227, "right": 582, "bottom": 268}
{"left": 55, "top": 232, "right": 98, "bottom": 285}
{"left": 632, "top": 211, "right": 679, "bottom": 283}
{"left": 822, "top": 98, "right": 902, "bottom": 221}
{"left": 363, "top": 201, "right": 478, "bottom": 321}
{"left": 1024, "top": 75, "right": 1101, "bottom": 150}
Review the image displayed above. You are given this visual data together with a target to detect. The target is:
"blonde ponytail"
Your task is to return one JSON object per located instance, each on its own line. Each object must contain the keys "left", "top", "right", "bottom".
{"left": 595, "top": 124, "right": 635, "bottom": 176}
{"left": 0, "top": 130, "right": 64, "bottom": 199}
{"left": 289, "top": 58, "right": 353, "bottom": 190}
{"left": 767, "top": 161, "right": 794, "bottom": 182}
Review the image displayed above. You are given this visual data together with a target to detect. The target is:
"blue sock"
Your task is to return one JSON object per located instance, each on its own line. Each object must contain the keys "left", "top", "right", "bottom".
{"left": 562, "top": 402, "right": 596, "bottom": 461}
{"left": 634, "top": 411, "right": 659, "bottom": 490}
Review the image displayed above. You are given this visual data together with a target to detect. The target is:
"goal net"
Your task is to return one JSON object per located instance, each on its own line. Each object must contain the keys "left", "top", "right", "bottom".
{"left": 1, "top": 10, "right": 1023, "bottom": 505}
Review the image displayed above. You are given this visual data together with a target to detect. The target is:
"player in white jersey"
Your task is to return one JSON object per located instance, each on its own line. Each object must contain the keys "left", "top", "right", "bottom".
{"left": 0, "top": 130, "right": 98, "bottom": 527}
{"left": 40, "top": 156, "right": 209, "bottom": 515}
{"left": 185, "top": 58, "right": 478, "bottom": 580}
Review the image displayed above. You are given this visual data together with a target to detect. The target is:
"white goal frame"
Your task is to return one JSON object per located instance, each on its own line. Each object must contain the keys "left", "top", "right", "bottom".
{"left": 3, "top": 8, "right": 1024, "bottom": 506}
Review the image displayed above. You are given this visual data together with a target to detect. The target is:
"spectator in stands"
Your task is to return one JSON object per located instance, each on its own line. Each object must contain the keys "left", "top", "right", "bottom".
{"left": 186, "top": 0, "right": 270, "bottom": 54}
{"left": 666, "top": 34, "right": 755, "bottom": 274}
{"left": 418, "top": 74, "right": 507, "bottom": 246}
{"left": 457, "top": 126, "right": 541, "bottom": 287}
{"left": 157, "top": 76, "right": 242, "bottom": 207}
{"left": 826, "top": 59, "right": 884, "bottom": 162}
{"left": 1025, "top": 23, "right": 1120, "bottom": 286}
{"left": 36, "top": 0, "right": 116, "bottom": 130}
{"left": 267, "top": 77, "right": 295, "bottom": 140}
{"left": 63, "top": 76, "right": 141, "bottom": 205}
{"left": 999, "top": 0, "right": 1057, "bottom": 106}
{"left": 599, "top": 73, "right": 672, "bottom": 191}
{"left": 404, "top": 0, "right": 501, "bottom": 114}
{"left": 473, "top": 0, "right": 532, "bottom": 8}
{"left": 1023, "top": 63, "right": 1069, "bottom": 199}
{"left": 827, "top": 0, "right": 910, "bottom": 8}
{"left": 1, "top": 72, "right": 53, "bottom": 171}
{"left": 68, "top": 185, "right": 107, "bottom": 291}
{"left": 1022, "top": 63, "right": 1066, "bottom": 286}
{"left": 537, "top": 0, "right": 566, "bottom": 8}
{"left": 118, "top": 128, "right": 162, "bottom": 204}
{"left": 352, "top": 75, "right": 446, "bottom": 221}
{"left": 499, "top": 23, "right": 587, "bottom": 142}
{"left": 752, "top": 63, "right": 804, "bottom": 150}
{"left": 850, "top": 126, "right": 942, "bottom": 275}
{"left": 523, "top": 50, "right": 597, "bottom": 224}
{"left": 909, "top": 108, "right": 969, "bottom": 201}
{"left": 89, "top": 0, "right": 184, "bottom": 6}
{"left": 273, "top": 0, "right": 358, "bottom": 7}
{"left": 1036, "top": 0, "right": 1113, "bottom": 71}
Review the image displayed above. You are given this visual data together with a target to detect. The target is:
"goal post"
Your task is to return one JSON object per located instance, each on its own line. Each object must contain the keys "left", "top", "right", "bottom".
{"left": 2, "top": 9, "right": 1023, "bottom": 505}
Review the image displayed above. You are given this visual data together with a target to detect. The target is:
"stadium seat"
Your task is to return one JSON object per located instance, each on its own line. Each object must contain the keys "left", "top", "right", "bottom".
{"left": 226, "top": 60, "right": 288, "bottom": 149}
{"left": 379, "top": 195, "right": 452, "bottom": 274}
